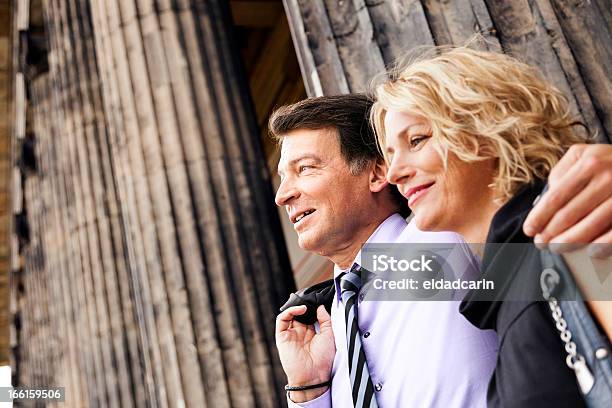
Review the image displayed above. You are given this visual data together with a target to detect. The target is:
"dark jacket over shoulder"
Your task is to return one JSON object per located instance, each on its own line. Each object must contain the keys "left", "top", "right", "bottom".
{"left": 460, "top": 180, "right": 586, "bottom": 408}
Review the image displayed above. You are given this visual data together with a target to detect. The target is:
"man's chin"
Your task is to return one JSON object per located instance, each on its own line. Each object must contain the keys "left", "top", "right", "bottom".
{"left": 297, "top": 233, "right": 321, "bottom": 253}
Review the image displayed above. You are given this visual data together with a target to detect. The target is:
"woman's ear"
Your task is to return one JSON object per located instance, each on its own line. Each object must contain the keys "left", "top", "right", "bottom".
{"left": 370, "top": 159, "right": 389, "bottom": 193}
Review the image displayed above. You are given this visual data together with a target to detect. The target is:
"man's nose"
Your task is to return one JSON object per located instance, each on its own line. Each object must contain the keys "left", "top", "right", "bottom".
{"left": 275, "top": 178, "right": 299, "bottom": 207}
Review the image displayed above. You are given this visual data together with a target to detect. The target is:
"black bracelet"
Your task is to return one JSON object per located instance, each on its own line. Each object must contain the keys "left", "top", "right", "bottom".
{"left": 285, "top": 380, "right": 331, "bottom": 392}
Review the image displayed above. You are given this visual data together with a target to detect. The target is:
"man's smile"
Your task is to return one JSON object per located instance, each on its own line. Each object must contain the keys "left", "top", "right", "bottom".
{"left": 290, "top": 209, "right": 317, "bottom": 229}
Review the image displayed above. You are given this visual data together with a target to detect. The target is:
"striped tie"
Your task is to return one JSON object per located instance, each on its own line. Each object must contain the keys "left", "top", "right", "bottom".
{"left": 339, "top": 264, "right": 379, "bottom": 408}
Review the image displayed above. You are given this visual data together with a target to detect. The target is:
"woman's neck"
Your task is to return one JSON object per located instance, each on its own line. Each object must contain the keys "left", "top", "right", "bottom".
{"left": 458, "top": 200, "right": 502, "bottom": 258}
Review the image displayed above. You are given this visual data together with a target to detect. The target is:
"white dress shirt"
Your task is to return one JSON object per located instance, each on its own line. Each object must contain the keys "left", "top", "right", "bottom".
{"left": 288, "top": 214, "right": 498, "bottom": 407}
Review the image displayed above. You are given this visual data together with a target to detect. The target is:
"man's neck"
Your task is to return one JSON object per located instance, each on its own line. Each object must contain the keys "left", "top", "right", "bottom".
{"left": 330, "top": 244, "right": 364, "bottom": 271}
{"left": 327, "top": 213, "right": 395, "bottom": 270}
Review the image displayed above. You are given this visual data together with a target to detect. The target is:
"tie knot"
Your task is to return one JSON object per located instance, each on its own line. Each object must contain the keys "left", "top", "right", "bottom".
{"left": 339, "top": 263, "right": 364, "bottom": 295}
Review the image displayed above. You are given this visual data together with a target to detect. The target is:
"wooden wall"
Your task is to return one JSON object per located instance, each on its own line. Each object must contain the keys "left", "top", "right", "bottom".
{"left": 284, "top": 0, "right": 611, "bottom": 143}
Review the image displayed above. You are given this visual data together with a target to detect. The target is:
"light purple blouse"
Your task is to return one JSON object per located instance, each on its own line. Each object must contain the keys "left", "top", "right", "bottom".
{"left": 287, "top": 214, "right": 498, "bottom": 407}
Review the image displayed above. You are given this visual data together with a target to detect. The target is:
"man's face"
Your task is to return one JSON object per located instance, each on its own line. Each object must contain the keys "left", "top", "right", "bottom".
{"left": 275, "top": 128, "right": 374, "bottom": 255}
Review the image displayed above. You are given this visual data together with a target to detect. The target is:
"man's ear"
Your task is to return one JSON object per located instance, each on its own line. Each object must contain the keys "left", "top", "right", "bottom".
{"left": 370, "top": 159, "right": 389, "bottom": 193}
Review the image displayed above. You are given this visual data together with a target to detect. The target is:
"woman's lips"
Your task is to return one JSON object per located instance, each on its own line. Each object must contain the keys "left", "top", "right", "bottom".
{"left": 407, "top": 183, "right": 434, "bottom": 207}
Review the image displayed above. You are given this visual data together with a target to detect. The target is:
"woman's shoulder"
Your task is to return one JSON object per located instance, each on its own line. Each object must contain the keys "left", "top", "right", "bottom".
{"left": 496, "top": 301, "right": 551, "bottom": 343}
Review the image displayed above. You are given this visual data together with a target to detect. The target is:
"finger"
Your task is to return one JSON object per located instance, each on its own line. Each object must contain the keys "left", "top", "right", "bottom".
{"left": 588, "top": 229, "right": 612, "bottom": 259}
{"left": 533, "top": 236, "right": 549, "bottom": 251}
{"left": 537, "top": 175, "right": 612, "bottom": 242}
{"left": 316, "top": 305, "right": 332, "bottom": 328}
{"left": 524, "top": 153, "right": 592, "bottom": 236}
{"left": 304, "top": 323, "right": 316, "bottom": 338}
{"left": 548, "top": 198, "right": 612, "bottom": 249}
{"left": 547, "top": 144, "right": 586, "bottom": 186}
{"left": 276, "top": 305, "right": 307, "bottom": 333}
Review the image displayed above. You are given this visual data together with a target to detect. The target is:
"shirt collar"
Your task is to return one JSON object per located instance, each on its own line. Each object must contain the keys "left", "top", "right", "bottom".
{"left": 332, "top": 213, "right": 408, "bottom": 297}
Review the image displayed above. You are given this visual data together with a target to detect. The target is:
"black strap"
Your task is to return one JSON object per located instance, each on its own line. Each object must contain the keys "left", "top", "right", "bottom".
{"left": 285, "top": 380, "right": 331, "bottom": 392}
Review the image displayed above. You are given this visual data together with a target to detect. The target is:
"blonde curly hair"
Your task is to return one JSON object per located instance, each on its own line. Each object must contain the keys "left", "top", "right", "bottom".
{"left": 371, "top": 44, "right": 590, "bottom": 202}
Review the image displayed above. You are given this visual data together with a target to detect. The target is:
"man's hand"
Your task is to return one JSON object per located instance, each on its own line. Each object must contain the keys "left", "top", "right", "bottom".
{"left": 275, "top": 305, "right": 335, "bottom": 402}
{"left": 523, "top": 144, "right": 612, "bottom": 257}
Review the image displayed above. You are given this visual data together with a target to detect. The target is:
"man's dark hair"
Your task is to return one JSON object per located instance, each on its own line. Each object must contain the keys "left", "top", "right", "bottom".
{"left": 268, "top": 94, "right": 410, "bottom": 218}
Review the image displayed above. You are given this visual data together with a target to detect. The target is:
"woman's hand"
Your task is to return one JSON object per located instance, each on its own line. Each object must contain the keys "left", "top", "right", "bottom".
{"left": 275, "top": 305, "right": 335, "bottom": 402}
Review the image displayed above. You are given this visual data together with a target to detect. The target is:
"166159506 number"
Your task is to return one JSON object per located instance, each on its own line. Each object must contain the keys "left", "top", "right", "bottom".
{"left": 0, "top": 387, "right": 65, "bottom": 402}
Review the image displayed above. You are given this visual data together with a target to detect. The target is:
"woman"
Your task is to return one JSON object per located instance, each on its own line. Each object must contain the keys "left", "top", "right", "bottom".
{"left": 370, "top": 45, "right": 601, "bottom": 407}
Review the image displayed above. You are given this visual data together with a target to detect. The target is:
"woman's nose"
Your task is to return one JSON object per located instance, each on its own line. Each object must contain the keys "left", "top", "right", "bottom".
{"left": 386, "top": 157, "right": 413, "bottom": 186}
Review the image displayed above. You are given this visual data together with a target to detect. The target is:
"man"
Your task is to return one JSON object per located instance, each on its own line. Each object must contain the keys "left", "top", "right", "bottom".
{"left": 272, "top": 94, "right": 612, "bottom": 407}
{"left": 523, "top": 142, "right": 612, "bottom": 256}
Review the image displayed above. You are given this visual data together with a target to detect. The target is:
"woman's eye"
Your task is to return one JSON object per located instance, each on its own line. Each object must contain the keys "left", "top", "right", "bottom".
{"left": 409, "top": 136, "right": 428, "bottom": 149}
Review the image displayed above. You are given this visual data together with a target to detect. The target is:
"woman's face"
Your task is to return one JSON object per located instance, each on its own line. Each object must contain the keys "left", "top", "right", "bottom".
{"left": 383, "top": 109, "right": 497, "bottom": 237}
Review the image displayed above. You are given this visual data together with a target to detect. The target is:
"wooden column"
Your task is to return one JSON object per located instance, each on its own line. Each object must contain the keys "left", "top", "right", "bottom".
{"left": 14, "top": 0, "right": 295, "bottom": 406}
{"left": 89, "top": 0, "right": 295, "bottom": 404}
{"left": 0, "top": 0, "right": 12, "bottom": 367}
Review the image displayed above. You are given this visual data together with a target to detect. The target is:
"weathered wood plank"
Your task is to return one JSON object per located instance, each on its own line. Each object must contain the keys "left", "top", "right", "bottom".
{"left": 367, "top": 0, "right": 433, "bottom": 64}
{"left": 421, "top": 0, "right": 501, "bottom": 50}
{"left": 323, "top": 0, "right": 386, "bottom": 91}
{"left": 285, "top": 0, "right": 349, "bottom": 95}
{"left": 483, "top": 0, "right": 585, "bottom": 123}
{"left": 548, "top": 0, "right": 611, "bottom": 141}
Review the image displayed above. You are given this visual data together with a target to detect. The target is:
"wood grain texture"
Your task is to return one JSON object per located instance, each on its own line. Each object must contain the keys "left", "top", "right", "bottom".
{"left": 548, "top": 0, "right": 611, "bottom": 141}
{"left": 287, "top": 0, "right": 610, "bottom": 143}
{"left": 323, "top": 0, "right": 385, "bottom": 91}
{"left": 367, "top": 0, "right": 433, "bottom": 64}
{"left": 11, "top": 0, "right": 295, "bottom": 406}
{"left": 285, "top": 0, "right": 349, "bottom": 95}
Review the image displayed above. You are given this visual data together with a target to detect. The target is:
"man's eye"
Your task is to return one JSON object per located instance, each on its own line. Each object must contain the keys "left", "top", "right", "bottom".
{"left": 298, "top": 165, "right": 312, "bottom": 173}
